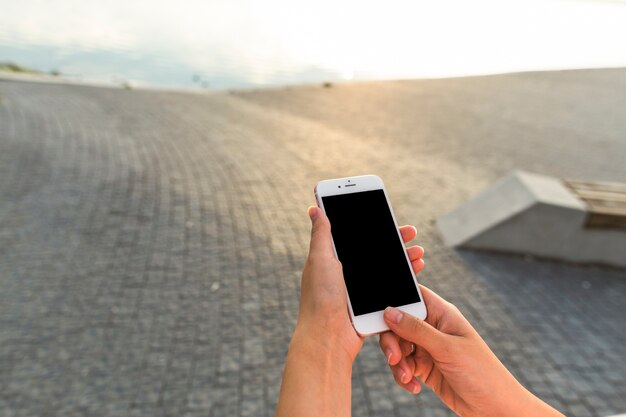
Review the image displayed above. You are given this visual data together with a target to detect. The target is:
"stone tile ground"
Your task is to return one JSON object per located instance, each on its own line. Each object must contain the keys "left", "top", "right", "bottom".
{"left": 1, "top": 69, "right": 625, "bottom": 417}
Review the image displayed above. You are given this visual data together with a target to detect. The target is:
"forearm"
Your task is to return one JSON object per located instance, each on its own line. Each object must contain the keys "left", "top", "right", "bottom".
{"left": 459, "top": 338, "right": 566, "bottom": 417}
{"left": 276, "top": 326, "right": 353, "bottom": 417}
{"left": 491, "top": 351, "right": 566, "bottom": 417}
{"left": 514, "top": 386, "right": 565, "bottom": 417}
{"left": 479, "top": 354, "right": 566, "bottom": 417}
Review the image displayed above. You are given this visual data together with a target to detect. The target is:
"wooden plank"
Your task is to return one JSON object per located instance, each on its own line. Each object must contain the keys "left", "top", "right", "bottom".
{"left": 585, "top": 199, "right": 626, "bottom": 212}
{"left": 586, "top": 205, "right": 626, "bottom": 216}
{"left": 568, "top": 180, "right": 626, "bottom": 194}
{"left": 573, "top": 189, "right": 626, "bottom": 204}
{"left": 565, "top": 179, "right": 626, "bottom": 229}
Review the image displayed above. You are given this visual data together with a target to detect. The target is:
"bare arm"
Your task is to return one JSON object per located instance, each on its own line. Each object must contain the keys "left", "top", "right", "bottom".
{"left": 380, "top": 288, "right": 565, "bottom": 417}
{"left": 276, "top": 327, "right": 353, "bottom": 417}
{"left": 276, "top": 207, "right": 358, "bottom": 417}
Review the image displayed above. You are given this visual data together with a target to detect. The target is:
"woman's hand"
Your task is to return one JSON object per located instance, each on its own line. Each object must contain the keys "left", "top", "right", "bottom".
{"left": 379, "top": 285, "right": 565, "bottom": 417}
{"left": 297, "top": 206, "right": 425, "bottom": 362}
{"left": 276, "top": 206, "right": 425, "bottom": 417}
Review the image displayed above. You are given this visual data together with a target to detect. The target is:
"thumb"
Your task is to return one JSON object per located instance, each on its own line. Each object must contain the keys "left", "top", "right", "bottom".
{"left": 307, "top": 206, "right": 334, "bottom": 258}
{"left": 384, "top": 306, "right": 448, "bottom": 354}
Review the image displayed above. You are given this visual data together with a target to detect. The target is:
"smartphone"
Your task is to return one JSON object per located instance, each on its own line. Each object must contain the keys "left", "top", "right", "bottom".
{"left": 314, "top": 174, "right": 427, "bottom": 336}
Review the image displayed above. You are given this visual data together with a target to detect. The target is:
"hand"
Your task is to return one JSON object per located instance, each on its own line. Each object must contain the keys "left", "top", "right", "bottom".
{"left": 296, "top": 206, "right": 425, "bottom": 362}
{"left": 276, "top": 207, "right": 426, "bottom": 417}
{"left": 379, "top": 286, "right": 564, "bottom": 417}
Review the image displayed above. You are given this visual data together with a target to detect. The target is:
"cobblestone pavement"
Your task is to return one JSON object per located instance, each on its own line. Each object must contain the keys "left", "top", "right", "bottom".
{"left": 1, "top": 69, "right": 625, "bottom": 417}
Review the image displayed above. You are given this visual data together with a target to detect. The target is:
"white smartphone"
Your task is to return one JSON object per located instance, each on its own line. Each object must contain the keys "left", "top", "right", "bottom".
{"left": 314, "top": 174, "right": 427, "bottom": 336}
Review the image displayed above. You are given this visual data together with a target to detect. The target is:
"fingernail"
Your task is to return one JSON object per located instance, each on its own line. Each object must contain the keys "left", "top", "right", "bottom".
{"left": 386, "top": 349, "right": 393, "bottom": 364}
{"left": 384, "top": 307, "right": 403, "bottom": 324}
{"left": 308, "top": 207, "right": 318, "bottom": 220}
{"left": 411, "top": 381, "right": 420, "bottom": 394}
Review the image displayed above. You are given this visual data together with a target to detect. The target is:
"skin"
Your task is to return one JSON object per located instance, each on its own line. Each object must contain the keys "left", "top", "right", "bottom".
{"left": 276, "top": 207, "right": 564, "bottom": 417}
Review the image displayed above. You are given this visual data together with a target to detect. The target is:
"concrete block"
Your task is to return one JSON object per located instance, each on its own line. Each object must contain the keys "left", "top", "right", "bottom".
{"left": 437, "top": 171, "right": 626, "bottom": 268}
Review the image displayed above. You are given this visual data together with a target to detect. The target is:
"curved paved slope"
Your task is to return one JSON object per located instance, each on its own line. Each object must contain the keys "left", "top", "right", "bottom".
{"left": 1, "top": 69, "right": 625, "bottom": 417}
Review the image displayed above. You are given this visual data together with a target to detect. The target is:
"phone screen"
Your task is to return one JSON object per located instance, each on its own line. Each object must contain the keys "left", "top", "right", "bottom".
{"left": 322, "top": 189, "right": 420, "bottom": 316}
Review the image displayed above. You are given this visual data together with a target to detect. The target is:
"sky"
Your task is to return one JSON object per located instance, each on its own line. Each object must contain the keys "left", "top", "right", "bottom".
{"left": 1, "top": 0, "right": 625, "bottom": 88}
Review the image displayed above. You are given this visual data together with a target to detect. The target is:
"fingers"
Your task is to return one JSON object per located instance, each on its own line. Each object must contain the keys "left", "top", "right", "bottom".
{"left": 406, "top": 245, "right": 425, "bottom": 274}
{"left": 380, "top": 332, "right": 422, "bottom": 395}
{"left": 412, "top": 345, "right": 436, "bottom": 384}
{"left": 391, "top": 356, "right": 416, "bottom": 385}
{"left": 394, "top": 375, "right": 422, "bottom": 394}
{"left": 399, "top": 225, "right": 417, "bottom": 243}
{"left": 399, "top": 339, "right": 415, "bottom": 357}
{"left": 412, "top": 258, "right": 425, "bottom": 274}
{"left": 390, "top": 360, "right": 422, "bottom": 394}
{"left": 406, "top": 245, "right": 424, "bottom": 261}
{"left": 379, "top": 331, "right": 403, "bottom": 366}
{"left": 403, "top": 378, "right": 422, "bottom": 395}
{"left": 383, "top": 306, "right": 448, "bottom": 354}
{"left": 307, "top": 206, "right": 335, "bottom": 259}
{"left": 380, "top": 333, "right": 417, "bottom": 387}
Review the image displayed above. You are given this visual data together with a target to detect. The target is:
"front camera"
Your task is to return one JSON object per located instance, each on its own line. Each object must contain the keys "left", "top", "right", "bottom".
{"left": 338, "top": 185, "right": 341, "bottom": 188}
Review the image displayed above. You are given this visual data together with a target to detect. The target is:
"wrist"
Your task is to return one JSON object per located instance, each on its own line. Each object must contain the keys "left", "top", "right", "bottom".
{"left": 290, "top": 322, "right": 356, "bottom": 367}
{"left": 473, "top": 378, "right": 564, "bottom": 417}
{"left": 277, "top": 323, "right": 354, "bottom": 417}
{"left": 514, "top": 388, "right": 565, "bottom": 417}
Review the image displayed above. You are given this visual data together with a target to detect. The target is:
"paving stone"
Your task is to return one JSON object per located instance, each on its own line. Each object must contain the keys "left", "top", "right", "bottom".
{"left": 1, "top": 71, "right": 626, "bottom": 417}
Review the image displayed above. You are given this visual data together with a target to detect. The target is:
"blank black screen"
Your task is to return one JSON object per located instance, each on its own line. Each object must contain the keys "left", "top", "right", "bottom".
{"left": 322, "top": 189, "right": 420, "bottom": 316}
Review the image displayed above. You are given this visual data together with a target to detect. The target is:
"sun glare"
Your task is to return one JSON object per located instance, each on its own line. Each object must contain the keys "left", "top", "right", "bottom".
{"left": 1, "top": 0, "right": 625, "bottom": 87}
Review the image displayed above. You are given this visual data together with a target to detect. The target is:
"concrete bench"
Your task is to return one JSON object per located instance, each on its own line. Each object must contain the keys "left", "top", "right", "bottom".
{"left": 437, "top": 171, "right": 626, "bottom": 268}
